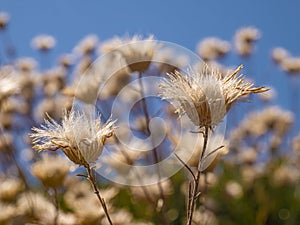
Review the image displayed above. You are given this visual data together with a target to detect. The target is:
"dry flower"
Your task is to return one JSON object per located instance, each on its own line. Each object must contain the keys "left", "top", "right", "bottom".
{"left": 74, "top": 55, "right": 93, "bottom": 76}
{"left": 30, "top": 109, "right": 115, "bottom": 166}
{"left": 230, "top": 106, "right": 293, "bottom": 146}
{"left": 237, "top": 147, "right": 258, "bottom": 165}
{"left": 101, "top": 35, "right": 160, "bottom": 73}
{"left": 31, "top": 154, "right": 70, "bottom": 187}
{"left": 193, "top": 61, "right": 234, "bottom": 79}
{"left": 64, "top": 179, "right": 117, "bottom": 225}
{"left": 34, "top": 95, "right": 72, "bottom": 122}
{"left": 18, "top": 70, "right": 36, "bottom": 102}
{"left": 0, "top": 71, "right": 19, "bottom": 105}
{"left": 272, "top": 166, "right": 299, "bottom": 187}
{"left": 94, "top": 52, "right": 131, "bottom": 99}
{"left": 0, "top": 203, "right": 15, "bottom": 224}
{"left": 63, "top": 68, "right": 100, "bottom": 104}
{"left": 281, "top": 57, "right": 300, "bottom": 74}
{"left": 234, "top": 27, "right": 261, "bottom": 56}
{"left": 102, "top": 141, "right": 147, "bottom": 175}
{"left": 76, "top": 203, "right": 103, "bottom": 225}
{"left": 271, "top": 47, "right": 289, "bottom": 64}
{"left": 192, "top": 209, "right": 219, "bottom": 225}
{"left": 15, "top": 57, "right": 37, "bottom": 72}
{"left": 17, "top": 191, "right": 55, "bottom": 221}
{"left": 74, "top": 34, "right": 99, "bottom": 55}
{"left": 58, "top": 54, "right": 74, "bottom": 68}
{"left": 41, "top": 67, "right": 66, "bottom": 97}
{"left": 225, "top": 180, "right": 243, "bottom": 199}
{"left": 159, "top": 64, "right": 268, "bottom": 128}
{"left": 241, "top": 165, "right": 261, "bottom": 188}
{"left": 0, "top": 12, "right": 10, "bottom": 30}
{"left": 0, "top": 177, "right": 23, "bottom": 201}
{"left": 197, "top": 37, "right": 230, "bottom": 60}
{"left": 153, "top": 48, "right": 189, "bottom": 74}
{"left": 64, "top": 179, "right": 117, "bottom": 209}
{"left": 31, "top": 34, "right": 56, "bottom": 51}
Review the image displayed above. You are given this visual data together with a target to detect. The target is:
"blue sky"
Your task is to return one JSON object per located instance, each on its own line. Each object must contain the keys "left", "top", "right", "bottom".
{"left": 2, "top": 0, "right": 300, "bottom": 57}
{"left": 1, "top": 0, "right": 300, "bottom": 130}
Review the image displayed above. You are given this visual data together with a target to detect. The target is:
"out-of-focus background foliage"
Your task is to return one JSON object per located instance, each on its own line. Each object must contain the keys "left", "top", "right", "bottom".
{"left": 1, "top": 0, "right": 300, "bottom": 225}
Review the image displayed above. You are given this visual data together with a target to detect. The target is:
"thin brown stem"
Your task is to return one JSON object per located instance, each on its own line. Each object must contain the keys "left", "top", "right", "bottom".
{"left": 138, "top": 72, "right": 165, "bottom": 197}
{"left": 53, "top": 188, "right": 59, "bottom": 225}
{"left": 138, "top": 72, "right": 169, "bottom": 224}
{"left": 186, "top": 126, "right": 209, "bottom": 225}
{"left": 174, "top": 153, "right": 196, "bottom": 181}
{"left": 187, "top": 181, "right": 193, "bottom": 219}
{"left": 85, "top": 164, "right": 113, "bottom": 225}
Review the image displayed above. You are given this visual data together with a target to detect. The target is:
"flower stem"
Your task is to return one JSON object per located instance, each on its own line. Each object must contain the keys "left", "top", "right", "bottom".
{"left": 186, "top": 126, "right": 209, "bottom": 225}
{"left": 53, "top": 188, "right": 59, "bottom": 225}
{"left": 138, "top": 72, "right": 169, "bottom": 225}
{"left": 85, "top": 164, "right": 113, "bottom": 225}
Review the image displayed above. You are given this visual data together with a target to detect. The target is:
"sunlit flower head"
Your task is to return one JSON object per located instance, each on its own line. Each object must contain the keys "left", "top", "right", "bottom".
{"left": 41, "top": 67, "right": 67, "bottom": 97}
{"left": 197, "top": 37, "right": 230, "bottom": 61}
{"left": 229, "top": 106, "right": 294, "bottom": 148}
{"left": 30, "top": 109, "right": 115, "bottom": 166}
{"left": 74, "top": 34, "right": 99, "bottom": 56}
{"left": 271, "top": 47, "right": 289, "bottom": 64}
{"left": 102, "top": 140, "right": 147, "bottom": 175}
{"left": 234, "top": 27, "right": 261, "bottom": 56}
{"left": 63, "top": 66, "right": 100, "bottom": 104}
{"left": 192, "top": 209, "right": 218, "bottom": 225}
{"left": 17, "top": 192, "right": 56, "bottom": 222}
{"left": 272, "top": 166, "right": 299, "bottom": 187}
{"left": 0, "top": 203, "right": 15, "bottom": 224}
{"left": 64, "top": 179, "right": 117, "bottom": 224}
{"left": 0, "top": 177, "right": 23, "bottom": 202}
{"left": 0, "top": 12, "right": 10, "bottom": 30}
{"left": 235, "top": 27, "right": 261, "bottom": 43}
{"left": 159, "top": 64, "right": 268, "bottom": 128}
{"left": 31, "top": 153, "right": 71, "bottom": 187}
{"left": 58, "top": 54, "right": 74, "bottom": 68}
{"left": 101, "top": 35, "right": 160, "bottom": 73}
{"left": 15, "top": 57, "right": 37, "bottom": 72}
{"left": 34, "top": 95, "right": 72, "bottom": 122}
{"left": 31, "top": 34, "right": 56, "bottom": 51}
{"left": 225, "top": 181, "right": 243, "bottom": 199}
{"left": 0, "top": 71, "right": 19, "bottom": 104}
{"left": 281, "top": 57, "right": 300, "bottom": 74}
{"left": 153, "top": 48, "right": 189, "bottom": 74}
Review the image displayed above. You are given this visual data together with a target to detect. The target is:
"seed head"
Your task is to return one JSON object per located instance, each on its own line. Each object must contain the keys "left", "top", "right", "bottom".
{"left": 159, "top": 64, "right": 268, "bottom": 128}
{"left": 30, "top": 110, "right": 115, "bottom": 166}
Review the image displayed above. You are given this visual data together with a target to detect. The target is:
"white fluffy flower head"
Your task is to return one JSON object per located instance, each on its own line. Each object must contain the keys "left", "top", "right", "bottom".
{"left": 101, "top": 35, "right": 161, "bottom": 72}
{"left": 159, "top": 64, "right": 268, "bottom": 128}
{"left": 31, "top": 34, "right": 56, "bottom": 51}
{"left": 31, "top": 110, "right": 115, "bottom": 166}
{"left": 0, "top": 71, "right": 19, "bottom": 103}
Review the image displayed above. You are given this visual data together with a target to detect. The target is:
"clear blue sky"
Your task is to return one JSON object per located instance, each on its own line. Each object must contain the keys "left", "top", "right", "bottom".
{"left": 1, "top": 0, "right": 300, "bottom": 129}
{"left": 2, "top": 0, "right": 300, "bottom": 57}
